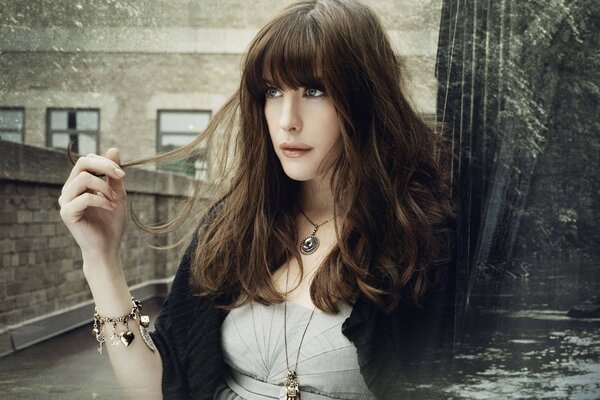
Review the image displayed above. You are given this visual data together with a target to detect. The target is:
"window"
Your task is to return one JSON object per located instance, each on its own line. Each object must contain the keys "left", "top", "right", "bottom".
{"left": 0, "top": 108, "right": 24, "bottom": 143}
{"left": 47, "top": 109, "right": 99, "bottom": 155}
{"left": 157, "top": 110, "right": 211, "bottom": 179}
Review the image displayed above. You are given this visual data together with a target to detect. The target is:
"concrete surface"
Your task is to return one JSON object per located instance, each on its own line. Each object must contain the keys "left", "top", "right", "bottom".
{"left": 0, "top": 298, "right": 162, "bottom": 400}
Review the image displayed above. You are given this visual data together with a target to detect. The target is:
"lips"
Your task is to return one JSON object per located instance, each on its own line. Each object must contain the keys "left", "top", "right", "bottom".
{"left": 280, "top": 142, "right": 312, "bottom": 158}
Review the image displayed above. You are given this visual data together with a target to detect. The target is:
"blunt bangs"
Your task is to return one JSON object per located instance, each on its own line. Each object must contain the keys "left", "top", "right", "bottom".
{"left": 245, "top": 8, "right": 325, "bottom": 100}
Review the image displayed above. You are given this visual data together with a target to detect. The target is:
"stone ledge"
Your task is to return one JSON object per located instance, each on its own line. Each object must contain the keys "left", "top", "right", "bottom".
{"left": 0, "top": 277, "right": 173, "bottom": 358}
{"left": 0, "top": 140, "right": 197, "bottom": 196}
{"left": 0, "top": 332, "right": 13, "bottom": 358}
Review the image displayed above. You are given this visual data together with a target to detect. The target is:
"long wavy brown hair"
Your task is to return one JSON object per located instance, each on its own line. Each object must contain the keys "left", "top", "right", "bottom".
{"left": 68, "top": 0, "right": 455, "bottom": 314}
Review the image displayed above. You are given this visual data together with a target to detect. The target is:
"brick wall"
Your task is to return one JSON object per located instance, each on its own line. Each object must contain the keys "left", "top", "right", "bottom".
{"left": 0, "top": 140, "right": 202, "bottom": 356}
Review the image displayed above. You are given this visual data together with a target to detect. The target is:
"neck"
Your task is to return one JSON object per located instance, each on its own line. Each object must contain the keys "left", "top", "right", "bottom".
{"left": 299, "top": 171, "right": 335, "bottom": 221}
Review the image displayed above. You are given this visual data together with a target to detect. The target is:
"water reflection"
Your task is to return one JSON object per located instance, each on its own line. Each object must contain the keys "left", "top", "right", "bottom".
{"left": 449, "top": 322, "right": 600, "bottom": 399}
{"left": 448, "top": 255, "right": 600, "bottom": 399}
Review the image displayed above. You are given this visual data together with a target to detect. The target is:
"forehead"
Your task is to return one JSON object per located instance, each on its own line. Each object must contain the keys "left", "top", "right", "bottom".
{"left": 262, "top": 67, "right": 324, "bottom": 87}
{"left": 245, "top": 9, "right": 326, "bottom": 94}
{"left": 259, "top": 48, "right": 324, "bottom": 90}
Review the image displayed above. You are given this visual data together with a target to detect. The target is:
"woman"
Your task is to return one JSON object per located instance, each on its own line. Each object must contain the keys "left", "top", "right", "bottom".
{"left": 59, "top": 0, "right": 455, "bottom": 399}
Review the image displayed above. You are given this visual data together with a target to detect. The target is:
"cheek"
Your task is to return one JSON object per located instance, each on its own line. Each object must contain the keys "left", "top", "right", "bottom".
{"left": 328, "top": 135, "right": 343, "bottom": 161}
{"left": 322, "top": 113, "right": 342, "bottom": 149}
{"left": 264, "top": 104, "right": 278, "bottom": 140}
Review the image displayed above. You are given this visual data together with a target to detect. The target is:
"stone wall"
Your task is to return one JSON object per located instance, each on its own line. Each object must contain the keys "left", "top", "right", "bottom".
{"left": 0, "top": 140, "right": 201, "bottom": 356}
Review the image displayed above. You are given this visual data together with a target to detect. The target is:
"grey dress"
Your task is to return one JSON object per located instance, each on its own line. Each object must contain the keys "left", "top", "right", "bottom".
{"left": 213, "top": 300, "right": 376, "bottom": 400}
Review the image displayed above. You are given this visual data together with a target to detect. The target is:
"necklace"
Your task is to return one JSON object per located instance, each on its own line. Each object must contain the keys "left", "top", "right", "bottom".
{"left": 280, "top": 266, "right": 316, "bottom": 400}
{"left": 298, "top": 208, "right": 334, "bottom": 255}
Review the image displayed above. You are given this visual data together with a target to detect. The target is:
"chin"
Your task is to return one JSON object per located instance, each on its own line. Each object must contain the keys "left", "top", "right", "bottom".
{"left": 280, "top": 165, "right": 317, "bottom": 182}
{"left": 283, "top": 171, "right": 315, "bottom": 182}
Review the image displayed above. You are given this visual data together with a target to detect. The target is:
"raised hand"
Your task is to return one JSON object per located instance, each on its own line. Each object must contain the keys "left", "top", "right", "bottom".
{"left": 58, "top": 148, "right": 127, "bottom": 265}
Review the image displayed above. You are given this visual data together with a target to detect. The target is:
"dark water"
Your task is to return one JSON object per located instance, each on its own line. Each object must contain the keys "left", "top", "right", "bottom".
{"left": 444, "top": 255, "right": 600, "bottom": 399}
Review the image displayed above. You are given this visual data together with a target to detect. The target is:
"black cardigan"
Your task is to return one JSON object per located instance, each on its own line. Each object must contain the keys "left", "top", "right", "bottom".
{"left": 149, "top": 233, "right": 455, "bottom": 400}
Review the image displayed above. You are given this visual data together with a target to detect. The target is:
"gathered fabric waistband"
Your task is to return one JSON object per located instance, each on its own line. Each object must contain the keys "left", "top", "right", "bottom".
{"left": 226, "top": 369, "right": 334, "bottom": 400}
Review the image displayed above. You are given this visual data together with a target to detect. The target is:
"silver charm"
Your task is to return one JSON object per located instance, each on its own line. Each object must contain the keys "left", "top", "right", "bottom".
{"left": 140, "top": 315, "right": 150, "bottom": 328}
{"left": 139, "top": 324, "right": 157, "bottom": 352}
{"left": 92, "top": 320, "right": 104, "bottom": 354}
{"left": 299, "top": 234, "right": 319, "bottom": 255}
{"left": 281, "top": 370, "right": 300, "bottom": 400}
{"left": 109, "top": 333, "right": 121, "bottom": 346}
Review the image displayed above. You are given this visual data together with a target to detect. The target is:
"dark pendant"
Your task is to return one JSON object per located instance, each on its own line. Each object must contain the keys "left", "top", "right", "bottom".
{"left": 119, "top": 331, "right": 135, "bottom": 347}
{"left": 299, "top": 235, "right": 319, "bottom": 255}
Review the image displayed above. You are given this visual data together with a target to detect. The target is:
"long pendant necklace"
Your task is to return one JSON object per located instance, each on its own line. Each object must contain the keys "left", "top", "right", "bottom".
{"left": 280, "top": 266, "right": 316, "bottom": 400}
{"left": 298, "top": 208, "right": 335, "bottom": 255}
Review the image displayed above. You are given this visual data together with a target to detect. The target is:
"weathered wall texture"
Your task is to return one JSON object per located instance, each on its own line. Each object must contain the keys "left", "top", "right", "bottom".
{"left": 0, "top": 141, "right": 199, "bottom": 356}
{"left": 0, "top": 0, "right": 443, "bottom": 161}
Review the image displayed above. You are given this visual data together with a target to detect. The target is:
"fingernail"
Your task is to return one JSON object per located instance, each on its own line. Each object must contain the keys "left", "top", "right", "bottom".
{"left": 115, "top": 168, "right": 126, "bottom": 177}
{"left": 112, "top": 190, "right": 118, "bottom": 201}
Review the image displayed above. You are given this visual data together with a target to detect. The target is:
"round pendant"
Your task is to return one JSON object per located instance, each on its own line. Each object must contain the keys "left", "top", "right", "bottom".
{"left": 300, "top": 235, "right": 319, "bottom": 255}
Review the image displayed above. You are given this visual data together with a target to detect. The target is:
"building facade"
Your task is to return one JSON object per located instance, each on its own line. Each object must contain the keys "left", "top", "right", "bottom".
{"left": 0, "top": 0, "right": 443, "bottom": 176}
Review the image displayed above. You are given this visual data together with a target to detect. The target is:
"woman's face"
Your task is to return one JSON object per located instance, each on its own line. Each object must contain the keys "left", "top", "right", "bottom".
{"left": 264, "top": 84, "right": 342, "bottom": 182}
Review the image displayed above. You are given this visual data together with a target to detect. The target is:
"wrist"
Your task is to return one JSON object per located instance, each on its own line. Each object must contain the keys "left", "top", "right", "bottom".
{"left": 82, "top": 254, "right": 122, "bottom": 276}
{"left": 83, "top": 259, "right": 132, "bottom": 316}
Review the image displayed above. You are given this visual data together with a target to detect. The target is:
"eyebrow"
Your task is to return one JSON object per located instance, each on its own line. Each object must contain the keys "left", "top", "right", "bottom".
{"left": 261, "top": 78, "right": 325, "bottom": 89}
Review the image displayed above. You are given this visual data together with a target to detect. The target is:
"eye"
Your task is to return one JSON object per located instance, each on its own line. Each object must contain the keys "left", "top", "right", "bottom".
{"left": 305, "top": 88, "right": 325, "bottom": 97}
{"left": 266, "top": 87, "right": 282, "bottom": 98}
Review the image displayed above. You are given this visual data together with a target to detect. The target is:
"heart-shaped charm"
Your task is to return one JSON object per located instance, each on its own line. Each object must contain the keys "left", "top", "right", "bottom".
{"left": 120, "top": 331, "right": 135, "bottom": 347}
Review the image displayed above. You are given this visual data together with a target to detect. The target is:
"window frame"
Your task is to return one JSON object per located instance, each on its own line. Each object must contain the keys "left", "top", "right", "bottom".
{"left": 156, "top": 109, "right": 212, "bottom": 178}
{"left": 46, "top": 107, "right": 100, "bottom": 155}
{"left": 0, "top": 106, "right": 25, "bottom": 144}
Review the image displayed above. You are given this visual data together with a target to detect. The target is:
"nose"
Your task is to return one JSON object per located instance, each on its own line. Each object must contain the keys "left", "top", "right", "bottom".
{"left": 279, "top": 94, "right": 302, "bottom": 133}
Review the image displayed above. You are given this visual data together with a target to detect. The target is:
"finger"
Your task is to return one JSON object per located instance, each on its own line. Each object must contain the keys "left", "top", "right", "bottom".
{"left": 104, "top": 147, "right": 121, "bottom": 166}
{"left": 60, "top": 192, "right": 117, "bottom": 223}
{"left": 103, "top": 148, "right": 127, "bottom": 199}
{"left": 64, "top": 153, "right": 126, "bottom": 191}
{"left": 59, "top": 171, "right": 117, "bottom": 207}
